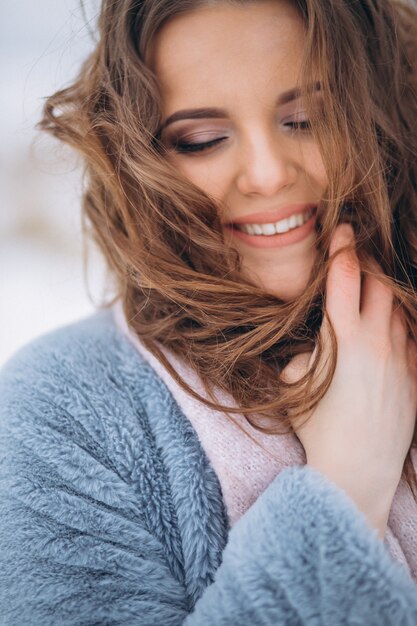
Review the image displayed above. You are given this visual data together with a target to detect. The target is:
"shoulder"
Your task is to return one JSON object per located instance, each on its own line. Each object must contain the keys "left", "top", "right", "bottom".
{"left": 0, "top": 307, "right": 164, "bottom": 413}
{"left": 0, "top": 307, "right": 222, "bottom": 537}
{"left": 0, "top": 308, "right": 183, "bottom": 476}
{"left": 0, "top": 311, "right": 213, "bottom": 623}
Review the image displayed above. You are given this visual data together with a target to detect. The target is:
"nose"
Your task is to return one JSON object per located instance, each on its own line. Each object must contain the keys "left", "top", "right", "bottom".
{"left": 235, "top": 131, "right": 298, "bottom": 197}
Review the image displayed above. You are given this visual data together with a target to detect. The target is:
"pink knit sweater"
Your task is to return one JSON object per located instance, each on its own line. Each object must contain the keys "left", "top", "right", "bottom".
{"left": 113, "top": 301, "right": 417, "bottom": 580}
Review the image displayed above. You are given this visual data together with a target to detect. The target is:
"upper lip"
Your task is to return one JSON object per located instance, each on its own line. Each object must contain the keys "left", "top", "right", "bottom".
{"left": 225, "top": 203, "right": 317, "bottom": 225}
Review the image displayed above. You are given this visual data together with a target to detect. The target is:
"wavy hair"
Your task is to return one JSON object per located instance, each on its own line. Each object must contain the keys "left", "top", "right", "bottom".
{"left": 39, "top": 0, "right": 417, "bottom": 495}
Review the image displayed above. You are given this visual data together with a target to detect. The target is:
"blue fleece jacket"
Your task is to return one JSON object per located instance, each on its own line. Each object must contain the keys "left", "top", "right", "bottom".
{"left": 1, "top": 309, "right": 417, "bottom": 625}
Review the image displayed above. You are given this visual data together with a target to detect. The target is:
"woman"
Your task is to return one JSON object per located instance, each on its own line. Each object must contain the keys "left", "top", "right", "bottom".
{"left": 1, "top": 0, "right": 417, "bottom": 623}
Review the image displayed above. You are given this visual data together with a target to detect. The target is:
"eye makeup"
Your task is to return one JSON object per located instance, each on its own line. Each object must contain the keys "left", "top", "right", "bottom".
{"left": 162, "top": 126, "right": 230, "bottom": 153}
{"left": 160, "top": 95, "right": 323, "bottom": 155}
{"left": 172, "top": 137, "right": 228, "bottom": 153}
{"left": 163, "top": 117, "right": 315, "bottom": 155}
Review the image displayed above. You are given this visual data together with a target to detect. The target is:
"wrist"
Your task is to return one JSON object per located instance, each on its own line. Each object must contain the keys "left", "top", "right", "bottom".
{"left": 305, "top": 461, "right": 394, "bottom": 539}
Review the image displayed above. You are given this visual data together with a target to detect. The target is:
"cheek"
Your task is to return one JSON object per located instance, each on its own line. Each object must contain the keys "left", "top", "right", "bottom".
{"left": 167, "top": 155, "right": 231, "bottom": 202}
{"left": 302, "top": 143, "right": 329, "bottom": 190}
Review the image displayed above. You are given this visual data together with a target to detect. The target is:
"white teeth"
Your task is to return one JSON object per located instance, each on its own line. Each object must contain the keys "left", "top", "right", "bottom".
{"left": 237, "top": 208, "right": 313, "bottom": 236}
{"left": 288, "top": 215, "right": 296, "bottom": 229}
{"left": 275, "top": 220, "right": 289, "bottom": 233}
{"left": 261, "top": 223, "right": 277, "bottom": 235}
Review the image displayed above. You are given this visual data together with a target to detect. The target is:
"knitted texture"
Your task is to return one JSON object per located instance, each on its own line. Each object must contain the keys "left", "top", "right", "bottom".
{"left": 1, "top": 309, "right": 417, "bottom": 625}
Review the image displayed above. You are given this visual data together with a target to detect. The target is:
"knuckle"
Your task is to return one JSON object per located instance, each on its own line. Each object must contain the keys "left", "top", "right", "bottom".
{"left": 359, "top": 332, "right": 394, "bottom": 363}
{"left": 374, "top": 339, "right": 394, "bottom": 361}
{"left": 339, "top": 256, "right": 359, "bottom": 279}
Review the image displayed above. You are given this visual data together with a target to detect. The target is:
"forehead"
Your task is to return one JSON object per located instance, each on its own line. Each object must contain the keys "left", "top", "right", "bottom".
{"left": 150, "top": 1, "right": 306, "bottom": 108}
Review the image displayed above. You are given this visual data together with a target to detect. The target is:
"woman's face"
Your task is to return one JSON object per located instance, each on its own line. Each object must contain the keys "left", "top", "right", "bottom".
{"left": 151, "top": 0, "right": 328, "bottom": 300}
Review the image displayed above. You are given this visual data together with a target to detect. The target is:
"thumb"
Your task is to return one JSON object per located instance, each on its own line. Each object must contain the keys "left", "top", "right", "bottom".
{"left": 281, "top": 351, "right": 314, "bottom": 385}
{"left": 281, "top": 314, "right": 333, "bottom": 386}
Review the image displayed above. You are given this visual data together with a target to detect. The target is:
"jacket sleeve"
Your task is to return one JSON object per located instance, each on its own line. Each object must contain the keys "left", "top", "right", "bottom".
{"left": 187, "top": 466, "right": 417, "bottom": 626}
{"left": 2, "top": 348, "right": 417, "bottom": 626}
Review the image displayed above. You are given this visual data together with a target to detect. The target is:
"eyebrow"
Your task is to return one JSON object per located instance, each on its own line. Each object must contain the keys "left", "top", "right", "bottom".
{"left": 159, "top": 81, "right": 321, "bottom": 132}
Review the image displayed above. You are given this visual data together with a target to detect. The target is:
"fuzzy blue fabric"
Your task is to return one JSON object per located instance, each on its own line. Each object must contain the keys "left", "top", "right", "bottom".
{"left": 1, "top": 309, "right": 417, "bottom": 625}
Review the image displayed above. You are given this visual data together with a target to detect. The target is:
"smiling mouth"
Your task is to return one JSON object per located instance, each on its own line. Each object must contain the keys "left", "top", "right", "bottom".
{"left": 231, "top": 207, "right": 315, "bottom": 236}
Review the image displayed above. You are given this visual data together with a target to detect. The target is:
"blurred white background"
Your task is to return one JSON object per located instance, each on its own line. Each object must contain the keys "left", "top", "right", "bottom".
{"left": 0, "top": 0, "right": 109, "bottom": 366}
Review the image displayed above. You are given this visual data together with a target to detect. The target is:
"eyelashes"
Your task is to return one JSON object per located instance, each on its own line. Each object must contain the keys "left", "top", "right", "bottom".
{"left": 173, "top": 137, "right": 228, "bottom": 154}
{"left": 169, "top": 120, "right": 313, "bottom": 155}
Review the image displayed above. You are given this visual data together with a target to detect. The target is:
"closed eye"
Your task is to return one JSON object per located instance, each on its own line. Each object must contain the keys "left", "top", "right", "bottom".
{"left": 170, "top": 119, "right": 312, "bottom": 155}
{"left": 173, "top": 137, "right": 227, "bottom": 154}
{"left": 284, "top": 120, "right": 312, "bottom": 131}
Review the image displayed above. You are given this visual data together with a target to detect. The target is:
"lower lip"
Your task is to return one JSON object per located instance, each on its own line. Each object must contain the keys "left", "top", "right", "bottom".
{"left": 224, "top": 210, "right": 317, "bottom": 249}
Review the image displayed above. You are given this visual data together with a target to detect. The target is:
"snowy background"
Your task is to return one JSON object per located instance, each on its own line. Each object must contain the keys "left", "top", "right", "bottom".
{"left": 0, "top": 0, "right": 109, "bottom": 366}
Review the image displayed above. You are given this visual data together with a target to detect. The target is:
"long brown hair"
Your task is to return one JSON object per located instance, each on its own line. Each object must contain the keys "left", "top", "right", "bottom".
{"left": 39, "top": 0, "right": 417, "bottom": 495}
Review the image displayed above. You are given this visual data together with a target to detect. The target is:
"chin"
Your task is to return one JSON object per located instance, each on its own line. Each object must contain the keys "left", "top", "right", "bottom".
{"left": 241, "top": 251, "right": 317, "bottom": 301}
{"left": 239, "top": 267, "right": 310, "bottom": 300}
{"left": 265, "top": 281, "right": 309, "bottom": 301}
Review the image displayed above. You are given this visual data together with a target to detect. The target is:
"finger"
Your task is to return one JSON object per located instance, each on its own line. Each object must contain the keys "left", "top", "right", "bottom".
{"left": 391, "top": 305, "right": 409, "bottom": 354}
{"left": 407, "top": 338, "right": 417, "bottom": 375}
{"left": 326, "top": 223, "right": 361, "bottom": 334}
{"left": 281, "top": 352, "right": 312, "bottom": 384}
{"left": 361, "top": 260, "right": 393, "bottom": 336}
{"left": 281, "top": 316, "right": 332, "bottom": 386}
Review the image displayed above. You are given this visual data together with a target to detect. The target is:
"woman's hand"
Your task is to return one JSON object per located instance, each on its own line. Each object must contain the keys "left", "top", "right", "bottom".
{"left": 283, "top": 223, "right": 417, "bottom": 538}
